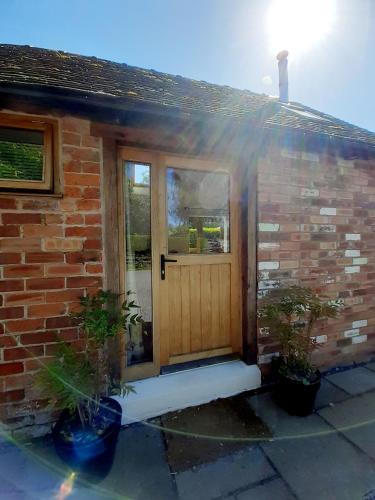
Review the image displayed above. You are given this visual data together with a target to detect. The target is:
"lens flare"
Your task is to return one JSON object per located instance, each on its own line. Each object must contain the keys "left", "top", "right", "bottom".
{"left": 55, "top": 472, "right": 76, "bottom": 500}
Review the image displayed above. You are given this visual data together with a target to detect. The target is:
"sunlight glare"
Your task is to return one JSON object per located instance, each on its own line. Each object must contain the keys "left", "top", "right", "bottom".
{"left": 267, "top": 0, "right": 336, "bottom": 56}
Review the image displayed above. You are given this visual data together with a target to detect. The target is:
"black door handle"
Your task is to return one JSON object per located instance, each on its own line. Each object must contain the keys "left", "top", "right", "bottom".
{"left": 161, "top": 254, "right": 177, "bottom": 280}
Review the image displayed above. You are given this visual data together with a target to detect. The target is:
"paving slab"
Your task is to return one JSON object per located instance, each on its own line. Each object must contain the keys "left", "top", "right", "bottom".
{"left": 236, "top": 477, "right": 296, "bottom": 500}
{"left": 174, "top": 447, "right": 274, "bottom": 500}
{"left": 326, "top": 367, "right": 375, "bottom": 395}
{"left": 314, "top": 378, "right": 349, "bottom": 409}
{"left": 248, "top": 393, "right": 375, "bottom": 500}
{"left": 247, "top": 392, "right": 330, "bottom": 439}
{"left": 0, "top": 437, "right": 69, "bottom": 500}
{"left": 162, "top": 395, "right": 270, "bottom": 472}
{"left": 0, "top": 422, "right": 175, "bottom": 500}
{"left": 85, "top": 422, "right": 176, "bottom": 500}
{"left": 318, "top": 391, "right": 375, "bottom": 460}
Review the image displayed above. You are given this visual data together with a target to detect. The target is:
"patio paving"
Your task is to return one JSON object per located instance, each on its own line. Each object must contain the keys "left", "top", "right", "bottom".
{"left": 0, "top": 362, "right": 375, "bottom": 500}
{"left": 325, "top": 366, "right": 375, "bottom": 395}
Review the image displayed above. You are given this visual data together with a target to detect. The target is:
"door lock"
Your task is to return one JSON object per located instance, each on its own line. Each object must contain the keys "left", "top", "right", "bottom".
{"left": 160, "top": 254, "right": 177, "bottom": 280}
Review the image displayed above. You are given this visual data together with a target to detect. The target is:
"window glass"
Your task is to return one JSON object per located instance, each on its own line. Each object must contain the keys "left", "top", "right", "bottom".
{"left": 0, "top": 127, "right": 44, "bottom": 182}
{"left": 124, "top": 162, "right": 153, "bottom": 366}
{"left": 167, "top": 167, "right": 230, "bottom": 254}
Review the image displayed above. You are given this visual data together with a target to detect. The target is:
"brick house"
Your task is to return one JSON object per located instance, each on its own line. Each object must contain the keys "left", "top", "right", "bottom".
{"left": 0, "top": 44, "right": 374, "bottom": 436}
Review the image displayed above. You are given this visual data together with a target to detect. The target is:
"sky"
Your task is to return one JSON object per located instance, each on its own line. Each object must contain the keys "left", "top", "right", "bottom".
{"left": 2, "top": 0, "right": 375, "bottom": 132}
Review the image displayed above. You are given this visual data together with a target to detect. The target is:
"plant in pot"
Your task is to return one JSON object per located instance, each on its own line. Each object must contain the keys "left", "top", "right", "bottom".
{"left": 258, "top": 285, "right": 342, "bottom": 416}
{"left": 37, "top": 290, "right": 143, "bottom": 466}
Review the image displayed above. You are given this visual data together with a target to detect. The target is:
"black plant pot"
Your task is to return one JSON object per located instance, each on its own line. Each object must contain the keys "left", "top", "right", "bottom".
{"left": 273, "top": 371, "right": 321, "bottom": 417}
{"left": 52, "top": 397, "right": 122, "bottom": 468}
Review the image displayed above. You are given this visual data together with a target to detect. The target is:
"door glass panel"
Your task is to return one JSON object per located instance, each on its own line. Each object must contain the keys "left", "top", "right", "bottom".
{"left": 124, "top": 162, "right": 153, "bottom": 366}
{"left": 167, "top": 167, "right": 230, "bottom": 254}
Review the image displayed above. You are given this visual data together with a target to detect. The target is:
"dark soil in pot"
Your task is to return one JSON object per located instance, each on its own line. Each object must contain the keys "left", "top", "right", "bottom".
{"left": 52, "top": 397, "right": 122, "bottom": 471}
{"left": 273, "top": 370, "right": 321, "bottom": 417}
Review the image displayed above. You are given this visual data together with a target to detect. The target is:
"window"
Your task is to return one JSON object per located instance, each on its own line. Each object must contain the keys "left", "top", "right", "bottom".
{"left": 167, "top": 167, "right": 230, "bottom": 254}
{"left": 0, "top": 114, "right": 55, "bottom": 191}
{"left": 123, "top": 161, "right": 153, "bottom": 366}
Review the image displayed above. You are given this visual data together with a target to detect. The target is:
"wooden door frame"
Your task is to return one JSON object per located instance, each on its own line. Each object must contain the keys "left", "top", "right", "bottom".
{"left": 117, "top": 147, "right": 162, "bottom": 382}
{"left": 116, "top": 146, "right": 244, "bottom": 381}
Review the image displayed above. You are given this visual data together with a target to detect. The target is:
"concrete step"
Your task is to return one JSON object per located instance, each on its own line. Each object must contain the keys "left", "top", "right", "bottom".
{"left": 113, "top": 361, "right": 261, "bottom": 425}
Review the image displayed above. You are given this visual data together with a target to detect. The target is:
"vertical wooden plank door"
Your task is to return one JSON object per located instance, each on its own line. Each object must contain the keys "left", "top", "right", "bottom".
{"left": 158, "top": 155, "right": 241, "bottom": 366}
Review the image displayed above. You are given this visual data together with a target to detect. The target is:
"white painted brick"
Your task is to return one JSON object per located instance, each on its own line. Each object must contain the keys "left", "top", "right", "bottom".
{"left": 258, "top": 352, "right": 279, "bottom": 364}
{"left": 313, "top": 335, "right": 328, "bottom": 344}
{"left": 259, "top": 327, "right": 270, "bottom": 337}
{"left": 258, "top": 261, "right": 279, "bottom": 270}
{"left": 344, "top": 329, "right": 360, "bottom": 338}
{"left": 352, "top": 319, "right": 368, "bottom": 329}
{"left": 301, "top": 188, "right": 319, "bottom": 197}
{"left": 302, "top": 152, "right": 319, "bottom": 162}
{"left": 258, "top": 280, "right": 280, "bottom": 290}
{"left": 320, "top": 207, "right": 337, "bottom": 216}
{"left": 259, "top": 271, "right": 269, "bottom": 280}
{"left": 258, "top": 223, "right": 279, "bottom": 232}
{"left": 346, "top": 234, "right": 361, "bottom": 241}
{"left": 345, "top": 250, "right": 360, "bottom": 257}
{"left": 352, "top": 335, "right": 367, "bottom": 344}
{"left": 258, "top": 242, "right": 280, "bottom": 250}
{"left": 345, "top": 266, "right": 360, "bottom": 274}
{"left": 353, "top": 257, "right": 368, "bottom": 265}
{"left": 281, "top": 148, "right": 299, "bottom": 159}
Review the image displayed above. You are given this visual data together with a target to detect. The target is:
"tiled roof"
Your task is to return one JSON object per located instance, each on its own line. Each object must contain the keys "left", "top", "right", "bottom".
{"left": 0, "top": 44, "right": 374, "bottom": 148}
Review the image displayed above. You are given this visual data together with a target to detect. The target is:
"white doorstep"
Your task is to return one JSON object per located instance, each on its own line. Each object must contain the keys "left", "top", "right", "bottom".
{"left": 112, "top": 361, "right": 261, "bottom": 425}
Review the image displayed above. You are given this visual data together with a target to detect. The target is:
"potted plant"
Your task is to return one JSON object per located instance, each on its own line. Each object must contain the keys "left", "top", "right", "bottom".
{"left": 37, "top": 290, "right": 143, "bottom": 466}
{"left": 258, "top": 285, "right": 342, "bottom": 416}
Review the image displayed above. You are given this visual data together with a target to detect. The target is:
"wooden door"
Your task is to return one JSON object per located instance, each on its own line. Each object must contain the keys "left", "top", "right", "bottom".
{"left": 158, "top": 155, "right": 241, "bottom": 366}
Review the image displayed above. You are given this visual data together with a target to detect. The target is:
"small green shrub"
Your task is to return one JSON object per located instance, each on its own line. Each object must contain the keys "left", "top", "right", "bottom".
{"left": 258, "top": 286, "right": 342, "bottom": 381}
{"left": 37, "top": 290, "right": 142, "bottom": 428}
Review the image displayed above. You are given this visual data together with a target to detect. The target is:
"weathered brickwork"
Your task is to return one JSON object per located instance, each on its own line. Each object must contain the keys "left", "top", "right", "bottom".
{"left": 1, "top": 108, "right": 375, "bottom": 435}
{"left": 0, "top": 115, "right": 103, "bottom": 436}
{"left": 257, "top": 144, "right": 375, "bottom": 370}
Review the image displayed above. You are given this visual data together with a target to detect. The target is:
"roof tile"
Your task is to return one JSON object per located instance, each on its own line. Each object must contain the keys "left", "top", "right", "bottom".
{"left": 0, "top": 44, "right": 374, "bottom": 148}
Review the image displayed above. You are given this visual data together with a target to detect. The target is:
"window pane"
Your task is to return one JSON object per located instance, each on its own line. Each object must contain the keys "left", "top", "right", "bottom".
{"left": 0, "top": 127, "right": 44, "bottom": 182}
{"left": 124, "top": 162, "right": 153, "bottom": 366}
{"left": 167, "top": 167, "right": 230, "bottom": 254}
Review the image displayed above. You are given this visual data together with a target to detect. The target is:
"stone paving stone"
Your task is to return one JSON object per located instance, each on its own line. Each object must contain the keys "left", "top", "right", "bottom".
{"left": 314, "top": 378, "right": 349, "bottom": 409}
{"left": 0, "top": 422, "right": 175, "bottom": 500}
{"left": 365, "top": 362, "right": 375, "bottom": 372}
{"left": 0, "top": 438, "right": 67, "bottom": 500}
{"left": 318, "top": 391, "right": 375, "bottom": 460}
{"left": 247, "top": 392, "right": 329, "bottom": 439}
{"left": 326, "top": 367, "right": 375, "bottom": 395}
{"left": 236, "top": 477, "right": 295, "bottom": 500}
{"left": 248, "top": 393, "right": 375, "bottom": 500}
{"left": 174, "top": 447, "right": 274, "bottom": 500}
{"left": 88, "top": 422, "right": 176, "bottom": 500}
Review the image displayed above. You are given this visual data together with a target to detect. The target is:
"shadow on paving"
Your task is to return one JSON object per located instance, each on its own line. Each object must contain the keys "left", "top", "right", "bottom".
{"left": 161, "top": 394, "right": 271, "bottom": 472}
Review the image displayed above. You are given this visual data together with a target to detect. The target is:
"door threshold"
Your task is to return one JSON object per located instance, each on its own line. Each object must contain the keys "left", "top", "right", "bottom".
{"left": 160, "top": 354, "right": 240, "bottom": 375}
{"left": 112, "top": 360, "right": 261, "bottom": 425}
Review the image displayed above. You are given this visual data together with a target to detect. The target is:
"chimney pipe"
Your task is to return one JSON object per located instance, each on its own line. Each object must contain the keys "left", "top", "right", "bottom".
{"left": 277, "top": 50, "right": 289, "bottom": 103}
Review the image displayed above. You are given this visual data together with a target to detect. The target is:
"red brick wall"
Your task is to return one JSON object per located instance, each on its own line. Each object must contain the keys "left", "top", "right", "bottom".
{"left": 0, "top": 115, "right": 103, "bottom": 436}
{"left": 1, "top": 109, "right": 375, "bottom": 435}
{"left": 257, "top": 144, "right": 375, "bottom": 370}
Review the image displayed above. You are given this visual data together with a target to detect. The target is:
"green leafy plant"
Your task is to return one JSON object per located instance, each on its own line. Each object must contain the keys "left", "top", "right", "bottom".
{"left": 258, "top": 286, "right": 342, "bottom": 382}
{"left": 37, "top": 290, "right": 143, "bottom": 428}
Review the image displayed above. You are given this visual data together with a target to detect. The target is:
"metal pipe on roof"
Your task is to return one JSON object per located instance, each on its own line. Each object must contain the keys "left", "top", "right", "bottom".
{"left": 277, "top": 50, "right": 289, "bottom": 103}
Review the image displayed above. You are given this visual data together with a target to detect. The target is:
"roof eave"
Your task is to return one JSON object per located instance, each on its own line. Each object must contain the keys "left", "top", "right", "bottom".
{"left": 0, "top": 82, "right": 374, "bottom": 157}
